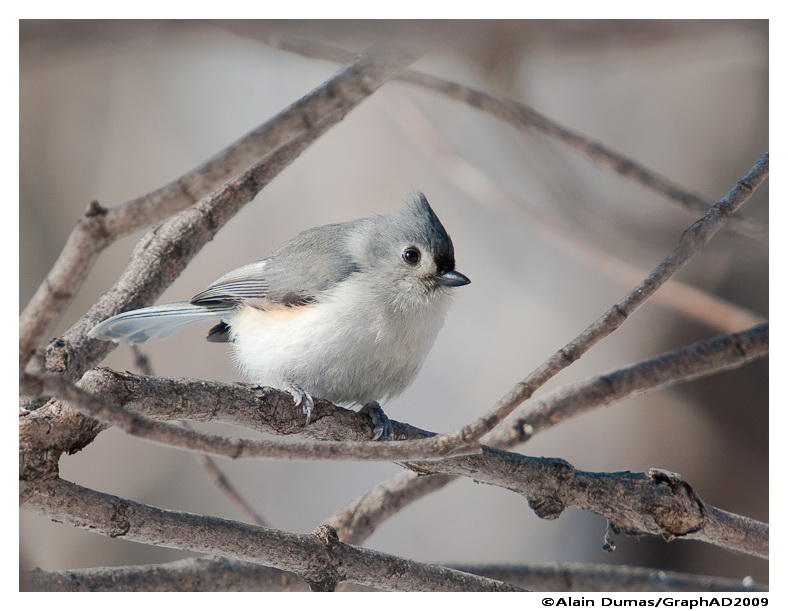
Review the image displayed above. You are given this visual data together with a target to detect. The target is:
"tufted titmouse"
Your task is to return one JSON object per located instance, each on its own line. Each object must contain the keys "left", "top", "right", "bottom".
{"left": 89, "top": 193, "right": 470, "bottom": 438}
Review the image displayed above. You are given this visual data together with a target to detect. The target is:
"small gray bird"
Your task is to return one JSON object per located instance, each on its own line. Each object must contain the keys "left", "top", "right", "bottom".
{"left": 89, "top": 193, "right": 470, "bottom": 438}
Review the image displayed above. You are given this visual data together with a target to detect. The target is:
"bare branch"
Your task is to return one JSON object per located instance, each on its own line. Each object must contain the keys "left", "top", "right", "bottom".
{"left": 447, "top": 562, "right": 766, "bottom": 593}
{"left": 327, "top": 324, "right": 768, "bottom": 546}
{"left": 20, "top": 47, "right": 415, "bottom": 372}
{"left": 26, "top": 557, "right": 308, "bottom": 592}
{"left": 488, "top": 323, "right": 769, "bottom": 447}
{"left": 19, "top": 478, "right": 522, "bottom": 592}
{"left": 389, "top": 95, "right": 765, "bottom": 334}
{"left": 26, "top": 556, "right": 765, "bottom": 592}
{"left": 328, "top": 470, "right": 455, "bottom": 545}
{"left": 23, "top": 371, "right": 480, "bottom": 461}
{"left": 422, "top": 152, "right": 768, "bottom": 452}
{"left": 32, "top": 359, "right": 767, "bottom": 558}
{"left": 263, "top": 35, "right": 768, "bottom": 243}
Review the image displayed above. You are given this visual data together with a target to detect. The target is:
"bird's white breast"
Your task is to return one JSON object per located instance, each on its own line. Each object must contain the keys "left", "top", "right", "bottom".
{"left": 228, "top": 276, "right": 451, "bottom": 405}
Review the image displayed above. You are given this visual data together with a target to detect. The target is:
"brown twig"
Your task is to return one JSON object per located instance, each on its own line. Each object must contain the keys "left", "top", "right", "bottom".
{"left": 20, "top": 47, "right": 415, "bottom": 373}
{"left": 262, "top": 35, "right": 768, "bottom": 243}
{"left": 19, "top": 478, "right": 522, "bottom": 592}
{"left": 25, "top": 556, "right": 766, "bottom": 592}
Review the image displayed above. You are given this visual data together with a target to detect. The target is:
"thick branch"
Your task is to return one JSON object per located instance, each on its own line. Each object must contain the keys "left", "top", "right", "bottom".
{"left": 32, "top": 360, "right": 768, "bottom": 558}
{"left": 328, "top": 324, "right": 768, "bottom": 544}
{"left": 20, "top": 47, "right": 414, "bottom": 372}
{"left": 448, "top": 562, "right": 766, "bottom": 593}
{"left": 22, "top": 371, "right": 478, "bottom": 461}
{"left": 263, "top": 35, "right": 768, "bottom": 243}
{"left": 26, "top": 556, "right": 765, "bottom": 592}
{"left": 26, "top": 557, "right": 308, "bottom": 592}
{"left": 20, "top": 478, "right": 521, "bottom": 592}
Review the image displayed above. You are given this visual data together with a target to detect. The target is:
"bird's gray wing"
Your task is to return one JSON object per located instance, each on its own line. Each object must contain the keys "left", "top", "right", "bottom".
{"left": 190, "top": 221, "right": 363, "bottom": 307}
{"left": 190, "top": 260, "right": 272, "bottom": 304}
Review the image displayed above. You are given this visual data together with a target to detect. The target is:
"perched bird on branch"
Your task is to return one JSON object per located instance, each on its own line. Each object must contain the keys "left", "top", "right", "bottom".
{"left": 90, "top": 193, "right": 470, "bottom": 438}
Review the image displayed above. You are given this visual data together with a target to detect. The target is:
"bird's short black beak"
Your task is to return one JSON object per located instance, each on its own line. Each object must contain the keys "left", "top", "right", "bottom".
{"left": 435, "top": 270, "right": 471, "bottom": 287}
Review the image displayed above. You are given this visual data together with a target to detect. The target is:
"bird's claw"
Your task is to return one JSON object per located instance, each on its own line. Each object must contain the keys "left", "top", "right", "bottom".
{"left": 285, "top": 384, "right": 314, "bottom": 425}
{"left": 359, "top": 401, "right": 393, "bottom": 441}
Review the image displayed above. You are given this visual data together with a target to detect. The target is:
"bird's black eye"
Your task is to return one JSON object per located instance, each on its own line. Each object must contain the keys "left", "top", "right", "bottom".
{"left": 402, "top": 247, "right": 421, "bottom": 265}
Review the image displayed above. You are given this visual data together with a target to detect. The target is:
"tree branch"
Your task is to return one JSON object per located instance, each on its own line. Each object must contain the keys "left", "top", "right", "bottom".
{"left": 487, "top": 322, "right": 769, "bottom": 447}
{"left": 20, "top": 47, "right": 415, "bottom": 372}
{"left": 182, "top": 419, "right": 270, "bottom": 527}
{"left": 24, "top": 48, "right": 420, "bottom": 477}
{"left": 418, "top": 152, "right": 768, "bottom": 453}
{"left": 262, "top": 35, "right": 768, "bottom": 243}
{"left": 26, "top": 556, "right": 765, "bottom": 592}
{"left": 19, "top": 478, "right": 522, "bottom": 592}
{"left": 26, "top": 348, "right": 767, "bottom": 558}
{"left": 388, "top": 94, "right": 765, "bottom": 334}
{"left": 325, "top": 324, "right": 767, "bottom": 546}
{"left": 22, "top": 371, "right": 479, "bottom": 461}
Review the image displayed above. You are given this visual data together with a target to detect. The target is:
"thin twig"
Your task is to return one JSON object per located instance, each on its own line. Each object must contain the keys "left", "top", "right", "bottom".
{"left": 19, "top": 478, "right": 522, "bottom": 592}
{"left": 25, "top": 556, "right": 766, "bottom": 592}
{"left": 412, "top": 152, "right": 768, "bottom": 454}
{"left": 132, "top": 346, "right": 269, "bottom": 526}
{"left": 487, "top": 322, "right": 769, "bottom": 446}
{"left": 389, "top": 94, "right": 765, "bottom": 333}
{"left": 183, "top": 420, "right": 270, "bottom": 527}
{"left": 20, "top": 47, "right": 415, "bottom": 372}
{"left": 262, "top": 35, "right": 768, "bottom": 243}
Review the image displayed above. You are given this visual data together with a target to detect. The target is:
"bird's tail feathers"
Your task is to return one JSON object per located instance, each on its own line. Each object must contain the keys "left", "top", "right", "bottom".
{"left": 88, "top": 302, "right": 232, "bottom": 344}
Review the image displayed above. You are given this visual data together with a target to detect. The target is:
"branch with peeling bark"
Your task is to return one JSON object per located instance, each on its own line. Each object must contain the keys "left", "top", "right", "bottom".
{"left": 25, "top": 556, "right": 766, "bottom": 592}
{"left": 20, "top": 478, "right": 521, "bottom": 592}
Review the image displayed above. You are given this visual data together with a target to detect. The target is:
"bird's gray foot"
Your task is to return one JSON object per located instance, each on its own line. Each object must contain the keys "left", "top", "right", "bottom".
{"left": 285, "top": 383, "right": 315, "bottom": 425}
{"left": 359, "top": 401, "right": 393, "bottom": 441}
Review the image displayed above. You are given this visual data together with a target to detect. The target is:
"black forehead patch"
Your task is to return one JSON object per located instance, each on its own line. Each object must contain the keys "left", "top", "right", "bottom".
{"left": 406, "top": 193, "right": 455, "bottom": 272}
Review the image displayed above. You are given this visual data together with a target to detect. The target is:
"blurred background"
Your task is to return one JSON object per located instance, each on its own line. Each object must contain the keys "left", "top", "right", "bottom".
{"left": 20, "top": 20, "right": 768, "bottom": 587}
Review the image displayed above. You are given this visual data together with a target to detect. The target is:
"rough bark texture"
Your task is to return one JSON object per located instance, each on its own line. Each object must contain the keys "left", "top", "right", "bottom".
{"left": 25, "top": 556, "right": 766, "bottom": 592}
{"left": 23, "top": 361, "right": 767, "bottom": 558}
{"left": 20, "top": 479, "right": 521, "bottom": 592}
